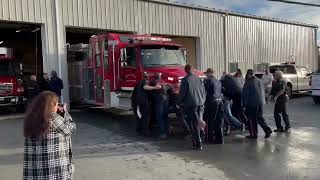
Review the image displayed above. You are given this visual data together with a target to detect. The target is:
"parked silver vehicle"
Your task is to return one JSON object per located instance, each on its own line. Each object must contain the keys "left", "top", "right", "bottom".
{"left": 269, "top": 64, "right": 312, "bottom": 97}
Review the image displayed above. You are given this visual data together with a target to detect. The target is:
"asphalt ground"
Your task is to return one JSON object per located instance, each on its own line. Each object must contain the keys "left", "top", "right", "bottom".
{"left": 0, "top": 96, "right": 319, "bottom": 180}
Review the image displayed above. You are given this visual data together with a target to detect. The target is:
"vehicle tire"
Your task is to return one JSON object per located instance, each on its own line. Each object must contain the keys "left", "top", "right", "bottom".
{"left": 286, "top": 83, "right": 293, "bottom": 99}
{"left": 15, "top": 104, "right": 25, "bottom": 113}
{"left": 132, "top": 96, "right": 153, "bottom": 135}
{"left": 313, "top": 97, "right": 320, "bottom": 104}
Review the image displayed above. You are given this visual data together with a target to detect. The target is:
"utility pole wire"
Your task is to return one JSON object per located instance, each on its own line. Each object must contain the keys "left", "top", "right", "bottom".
{"left": 268, "top": 0, "right": 320, "bottom": 7}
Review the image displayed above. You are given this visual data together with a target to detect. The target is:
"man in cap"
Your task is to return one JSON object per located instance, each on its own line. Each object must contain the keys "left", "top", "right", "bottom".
{"left": 242, "top": 69, "right": 272, "bottom": 139}
{"left": 24, "top": 75, "right": 40, "bottom": 105}
{"left": 270, "top": 71, "right": 291, "bottom": 133}
{"left": 177, "top": 64, "right": 206, "bottom": 150}
{"left": 204, "top": 68, "right": 224, "bottom": 144}
{"left": 150, "top": 73, "right": 170, "bottom": 139}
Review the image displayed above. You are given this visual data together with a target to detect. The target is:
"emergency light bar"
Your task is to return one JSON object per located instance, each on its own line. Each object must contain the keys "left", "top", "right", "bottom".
{"left": 134, "top": 36, "right": 172, "bottom": 42}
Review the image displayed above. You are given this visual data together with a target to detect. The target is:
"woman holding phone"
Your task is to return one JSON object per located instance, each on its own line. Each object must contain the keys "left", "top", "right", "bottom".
{"left": 23, "top": 91, "right": 76, "bottom": 180}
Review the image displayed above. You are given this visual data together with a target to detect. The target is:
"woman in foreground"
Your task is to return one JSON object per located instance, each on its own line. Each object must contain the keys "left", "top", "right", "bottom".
{"left": 23, "top": 91, "right": 76, "bottom": 180}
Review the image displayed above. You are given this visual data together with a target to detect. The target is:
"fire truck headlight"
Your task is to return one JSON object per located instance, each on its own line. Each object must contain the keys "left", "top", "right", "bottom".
{"left": 167, "top": 77, "right": 174, "bottom": 81}
{"left": 17, "top": 87, "right": 24, "bottom": 93}
{"left": 11, "top": 98, "right": 16, "bottom": 103}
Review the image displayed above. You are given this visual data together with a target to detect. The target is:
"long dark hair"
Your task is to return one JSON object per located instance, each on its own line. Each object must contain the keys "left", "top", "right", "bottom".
{"left": 24, "top": 91, "right": 59, "bottom": 139}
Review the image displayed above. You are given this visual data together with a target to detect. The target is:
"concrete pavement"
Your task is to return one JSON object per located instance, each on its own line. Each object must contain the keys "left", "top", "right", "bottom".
{"left": 0, "top": 96, "right": 319, "bottom": 180}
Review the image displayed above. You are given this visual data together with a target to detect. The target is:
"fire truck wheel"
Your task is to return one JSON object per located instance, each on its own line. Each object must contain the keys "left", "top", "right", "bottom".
{"left": 313, "top": 96, "right": 320, "bottom": 104}
{"left": 15, "top": 104, "right": 25, "bottom": 113}
{"left": 132, "top": 99, "right": 153, "bottom": 134}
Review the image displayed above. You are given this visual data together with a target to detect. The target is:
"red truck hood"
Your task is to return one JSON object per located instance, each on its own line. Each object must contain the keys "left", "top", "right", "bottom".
{"left": 144, "top": 66, "right": 204, "bottom": 81}
{"left": 0, "top": 76, "right": 14, "bottom": 83}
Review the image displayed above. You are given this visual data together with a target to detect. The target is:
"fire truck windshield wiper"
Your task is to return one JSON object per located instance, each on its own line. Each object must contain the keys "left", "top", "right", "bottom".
{"left": 166, "top": 63, "right": 183, "bottom": 66}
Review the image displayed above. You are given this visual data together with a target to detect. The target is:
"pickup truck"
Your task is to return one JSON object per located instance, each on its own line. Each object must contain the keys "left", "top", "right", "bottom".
{"left": 269, "top": 64, "right": 312, "bottom": 97}
{"left": 311, "top": 72, "right": 320, "bottom": 104}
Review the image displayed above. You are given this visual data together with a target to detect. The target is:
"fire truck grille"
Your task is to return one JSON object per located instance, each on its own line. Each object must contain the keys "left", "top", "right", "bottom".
{"left": 0, "top": 83, "right": 13, "bottom": 94}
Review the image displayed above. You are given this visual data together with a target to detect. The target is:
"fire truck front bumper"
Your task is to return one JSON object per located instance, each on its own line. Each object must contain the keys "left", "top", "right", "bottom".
{"left": 0, "top": 96, "right": 26, "bottom": 107}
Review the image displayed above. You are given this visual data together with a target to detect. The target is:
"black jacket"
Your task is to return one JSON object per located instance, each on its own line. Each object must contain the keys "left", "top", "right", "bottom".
{"left": 204, "top": 76, "right": 222, "bottom": 103}
{"left": 270, "top": 79, "right": 288, "bottom": 102}
{"left": 133, "top": 79, "right": 150, "bottom": 105}
{"left": 49, "top": 77, "right": 63, "bottom": 97}
{"left": 38, "top": 79, "right": 50, "bottom": 92}
{"left": 150, "top": 78, "right": 168, "bottom": 102}
{"left": 24, "top": 80, "right": 40, "bottom": 100}
{"left": 220, "top": 75, "right": 243, "bottom": 99}
{"left": 177, "top": 73, "right": 206, "bottom": 108}
{"left": 242, "top": 77, "right": 265, "bottom": 108}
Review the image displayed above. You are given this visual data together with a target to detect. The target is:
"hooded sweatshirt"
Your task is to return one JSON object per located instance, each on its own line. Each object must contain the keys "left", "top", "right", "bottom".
{"left": 242, "top": 77, "right": 265, "bottom": 108}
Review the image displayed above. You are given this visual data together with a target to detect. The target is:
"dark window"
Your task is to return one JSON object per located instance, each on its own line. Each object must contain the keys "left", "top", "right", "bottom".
{"left": 95, "top": 41, "right": 101, "bottom": 68}
{"left": 103, "top": 40, "right": 108, "bottom": 69}
{"left": 126, "top": 47, "right": 136, "bottom": 67}
{"left": 270, "top": 65, "right": 296, "bottom": 74}
{"left": 0, "top": 61, "right": 14, "bottom": 76}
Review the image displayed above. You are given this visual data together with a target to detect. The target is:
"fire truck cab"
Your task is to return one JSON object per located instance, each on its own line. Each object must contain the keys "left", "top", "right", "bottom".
{"left": 0, "top": 47, "right": 25, "bottom": 110}
{"left": 69, "top": 33, "right": 204, "bottom": 112}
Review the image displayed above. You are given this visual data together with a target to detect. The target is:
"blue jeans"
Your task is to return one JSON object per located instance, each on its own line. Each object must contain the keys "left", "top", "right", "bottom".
{"left": 224, "top": 100, "right": 242, "bottom": 129}
{"left": 154, "top": 98, "right": 169, "bottom": 135}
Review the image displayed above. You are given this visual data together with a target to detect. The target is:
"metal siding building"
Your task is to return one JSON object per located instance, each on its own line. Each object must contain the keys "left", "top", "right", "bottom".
{"left": 0, "top": 0, "right": 318, "bottom": 104}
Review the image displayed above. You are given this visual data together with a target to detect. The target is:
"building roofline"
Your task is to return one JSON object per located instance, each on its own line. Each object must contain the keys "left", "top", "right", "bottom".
{"left": 144, "top": 0, "right": 318, "bottom": 29}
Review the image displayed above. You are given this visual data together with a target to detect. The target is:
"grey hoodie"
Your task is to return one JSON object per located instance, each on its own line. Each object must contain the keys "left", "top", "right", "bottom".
{"left": 242, "top": 77, "right": 265, "bottom": 108}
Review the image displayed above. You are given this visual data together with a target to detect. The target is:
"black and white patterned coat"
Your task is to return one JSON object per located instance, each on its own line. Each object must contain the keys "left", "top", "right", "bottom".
{"left": 23, "top": 112, "right": 76, "bottom": 180}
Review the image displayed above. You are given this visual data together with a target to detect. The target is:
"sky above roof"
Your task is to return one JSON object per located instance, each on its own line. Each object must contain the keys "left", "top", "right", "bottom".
{"left": 175, "top": 0, "right": 320, "bottom": 43}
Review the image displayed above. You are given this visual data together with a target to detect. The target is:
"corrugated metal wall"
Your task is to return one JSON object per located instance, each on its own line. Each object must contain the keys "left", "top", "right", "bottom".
{"left": 58, "top": 0, "right": 318, "bottom": 73}
{"left": 0, "top": 0, "right": 318, "bottom": 103}
{"left": 58, "top": 0, "right": 226, "bottom": 74}
{"left": 226, "top": 16, "right": 318, "bottom": 71}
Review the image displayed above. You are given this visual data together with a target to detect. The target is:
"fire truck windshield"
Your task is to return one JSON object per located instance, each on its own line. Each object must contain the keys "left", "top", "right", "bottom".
{"left": 0, "top": 61, "right": 14, "bottom": 76}
{"left": 141, "top": 47, "right": 186, "bottom": 68}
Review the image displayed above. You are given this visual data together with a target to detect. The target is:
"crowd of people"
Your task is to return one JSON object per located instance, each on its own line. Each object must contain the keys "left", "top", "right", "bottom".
{"left": 22, "top": 72, "right": 73, "bottom": 180}
{"left": 23, "top": 70, "right": 64, "bottom": 105}
{"left": 135, "top": 64, "right": 291, "bottom": 150}
{"left": 21, "top": 64, "right": 291, "bottom": 179}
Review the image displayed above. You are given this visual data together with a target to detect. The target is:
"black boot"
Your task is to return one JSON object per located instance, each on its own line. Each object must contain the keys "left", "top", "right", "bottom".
{"left": 192, "top": 121, "right": 202, "bottom": 150}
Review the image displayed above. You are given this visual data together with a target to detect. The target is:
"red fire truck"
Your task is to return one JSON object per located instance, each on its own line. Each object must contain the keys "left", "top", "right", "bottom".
{"left": 0, "top": 47, "right": 25, "bottom": 110}
{"left": 68, "top": 33, "right": 204, "bottom": 116}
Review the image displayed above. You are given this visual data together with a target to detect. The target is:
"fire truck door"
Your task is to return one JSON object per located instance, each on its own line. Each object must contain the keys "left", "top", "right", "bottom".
{"left": 93, "top": 40, "right": 104, "bottom": 104}
{"left": 120, "top": 47, "right": 140, "bottom": 91}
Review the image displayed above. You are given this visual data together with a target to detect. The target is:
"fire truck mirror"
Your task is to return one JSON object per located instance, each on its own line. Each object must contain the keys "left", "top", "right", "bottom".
{"left": 120, "top": 48, "right": 127, "bottom": 62}
{"left": 19, "top": 63, "right": 23, "bottom": 71}
{"left": 17, "top": 79, "right": 23, "bottom": 85}
{"left": 180, "top": 48, "right": 187, "bottom": 61}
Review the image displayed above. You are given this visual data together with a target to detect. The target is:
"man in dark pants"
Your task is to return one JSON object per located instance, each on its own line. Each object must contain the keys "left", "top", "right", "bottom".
{"left": 150, "top": 73, "right": 169, "bottom": 139}
{"left": 177, "top": 64, "right": 206, "bottom": 150}
{"left": 271, "top": 71, "right": 291, "bottom": 133}
{"left": 221, "top": 74, "right": 247, "bottom": 130}
{"left": 24, "top": 75, "right": 40, "bottom": 105}
{"left": 204, "top": 68, "right": 224, "bottom": 144}
{"left": 242, "top": 69, "right": 272, "bottom": 139}
{"left": 38, "top": 73, "right": 50, "bottom": 92}
{"left": 49, "top": 71, "right": 64, "bottom": 100}
{"left": 133, "top": 73, "right": 161, "bottom": 136}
